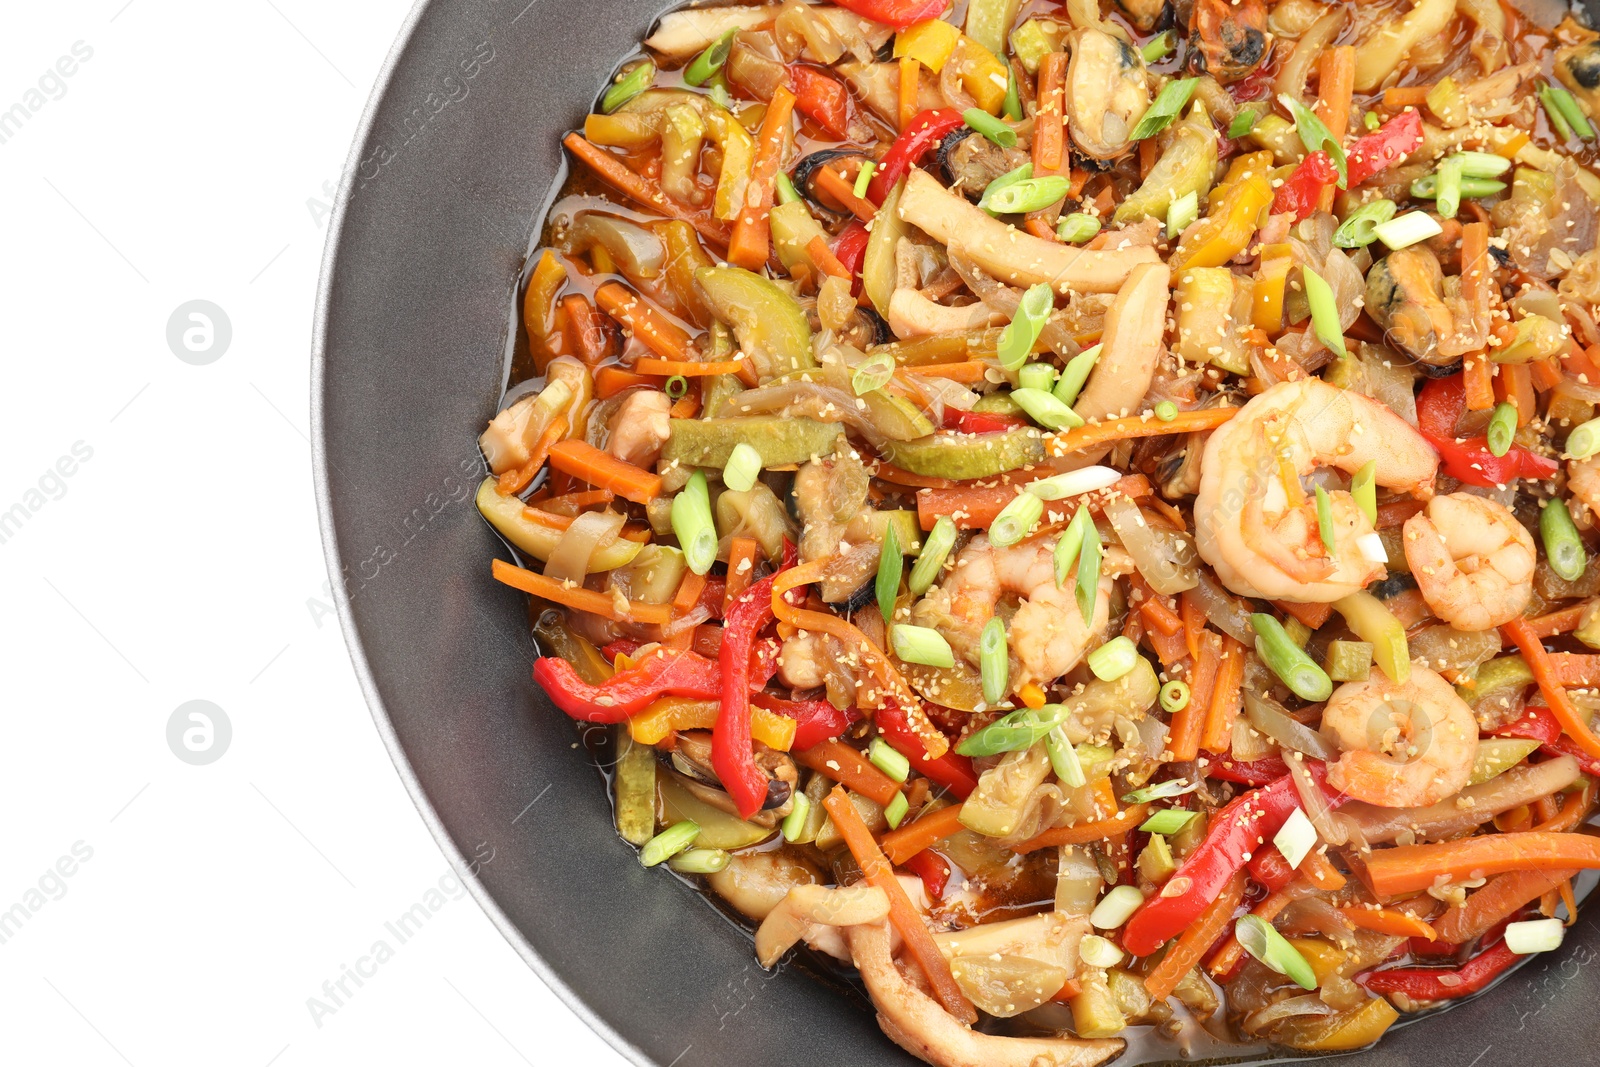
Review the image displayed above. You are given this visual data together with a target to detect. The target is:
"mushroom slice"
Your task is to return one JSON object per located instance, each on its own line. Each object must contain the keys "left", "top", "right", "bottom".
{"left": 848, "top": 922, "right": 1125, "bottom": 1067}
{"left": 754, "top": 884, "right": 889, "bottom": 968}
{"left": 1065, "top": 28, "right": 1150, "bottom": 160}
{"left": 1072, "top": 261, "right": 1171, "bottom": 424}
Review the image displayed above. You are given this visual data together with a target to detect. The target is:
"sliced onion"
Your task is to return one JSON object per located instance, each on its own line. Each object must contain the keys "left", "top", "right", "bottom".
{"left": 1243, "top": 994, "right": 1335, "bottom": 1036}
{"left": 1344, "top": 755, "right": 1580, "bottom": 844}
{"left": 1407, "top": 625, "right": 1502, "bottom": 673}
{"left": 1285, "top": 746, "right": 1347, "bottom": 846}
{"left": 544, "top": 510, "right": 626, "bottom": 584}
{"left": 1245, "top": 692, "right": 1338, "bottom": 762}
{"left": 1273, "top": 9, "right": 1344, "bottom": 101}
{"left": 1192, "top": 571, "right": 1258, "bottom": 645}
{"left": 1103, "top": 496, "right": 1199, "bottom": 595}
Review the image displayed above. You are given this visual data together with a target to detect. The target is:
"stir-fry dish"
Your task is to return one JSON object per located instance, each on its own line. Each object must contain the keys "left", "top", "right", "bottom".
{"left": 478, "top": 0, "right": 1600, "bottom": 1059}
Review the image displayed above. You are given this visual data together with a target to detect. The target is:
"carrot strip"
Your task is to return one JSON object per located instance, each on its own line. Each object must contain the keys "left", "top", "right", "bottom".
{"left": 1023, "top": 216, "right": 1055, "bottom": 240}
{"left": 1047, "top": 407, "right": 1237, "bottom": 456}
{"left": 872, "top": 461, "right": 960, "bottom": 490}
{"left": 1300, "top": 849, "right": 1347, "bottom": 891}
{"left": 1367, "top": 832, "right": 1600, "bottom": 896}
{"left": 1019, "top": 682, "right": 1048, "bottom": 709}
{"left": 1536, "top": 779, "right": 1595, "bottom": 833}
{"left": 728, "top": 85, "right": 795, "bottom": 270}
{"left": 1200, "top": 635, "right": 1246, "bottom": 754}
{"left": 594, "top": 282, "right": 696, "bottom": 361}
{"left": 595, "top": 365, "right": 658, "bottom": 398}
{"left": 547, "top": 438, "right": 663, "bottom": 504}
{"left": 1340, "top": 905, "right": 1438, "bottom": 940}
{"left": 812, "top": 164, "right": 878, "bottom": 222}
{"left": 669, "top": 388, "right": 700, "bottom": 419}
{"left": 1502, "top": 618, "right": 1600, "bottom": 760}
{"left": 1139, "top": 588, "right": 1183, "bottom": 636}
{"left": 904, "top": 360, "right": 989, "bottom": 383}
{"left": 805, "top": 234, "right": 854, "bottom": 280}
{"left": 1432, "top": 868, "right": 1577, "bottom": 943}
{"left": 491, "top": 558, "right": 671, "bottom": 625}
{"left": 1548, "top": 652, "right": 1600, "bottom": 687}
{"left": 824, "top": 786, "right": 976, "bottom": 1023}
{"left": 561, "top": 294, "right": 614, "bottom": 364}
{"left": 881, "top": 803, "right": 967, "bottom": 866}
{"left": 797, "top": 740, "right": 901, "bottom": 807}
{"left": 1208, "top": 880, "right": 1304, "bottom": 977}
{"left": 496, "top": 413, "right": 569, "bottom": 495}
{"left": 1560, "top": 878, "right": 1579, "bottom": 923}
{"left": 540, "top": 488, "right": 615, "bottom": 515}
{"left": 563, "top": 133, "right": 730, "bottom": 246}
{"left": 1529, "top": 356, "right": 1566, "bottom": 391}
{"left": 1179, "top": 590, "right": 1206, "bottom": 664}
{"left": 1144, "top": 870, "right": 1247, "bottom": 1001}
{"left": 723, "top": 535, "right": 760, "bottom": 611}
{"left": 1171, "top": 630, "right": 1222, "bottom": 761}
{"left": 898, "top": 56, "right": 919, "bottom": 133}
{"left": 1463, "top": 354, "right": 1495, "bottom": 412}
{"left": 1273, "top": 600, "right": 1334, "bottom": 630}
{"left": 671, "top": 569, "right": 708, "bottom": 615}
{"left": 632, "top": 356, "right": 745, "bottom": 376}
{"left": 1034, "top": 53, "right": 1067, "bottom": 174}
{"left": 1010, "top": 803, "right": 1152, "bottom": 853}
{"left": 1382, "top": 86, "right": 1431, "bottom": 109}
{"left": 916, "top": 484, "right": 1015, "bottom": 530}
{"left": 1462, "top": 221, "right": 1493, "bottom": 357}
{"left": 1313, "top": 47, "right": 1355, "bottom": 212}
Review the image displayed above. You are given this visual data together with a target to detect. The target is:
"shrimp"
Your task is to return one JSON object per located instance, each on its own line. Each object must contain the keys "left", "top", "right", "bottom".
{"left": 1321, "top": 666, "right": 1479, "bottom": 808}
{"left": 1570, "top": 455, "right": 1600, "bottom": 521}
{"left": 1403, "top": 493, "right": 1535, "bottom": 632}
{"left": 911, "top": 534, "right": 1114, "bottom": 689}
{"left": 606, "top": 389, "right": 671, "bottom": 468}
{"left": 1194, "top": 379, "right": 1439, "bottom": 602}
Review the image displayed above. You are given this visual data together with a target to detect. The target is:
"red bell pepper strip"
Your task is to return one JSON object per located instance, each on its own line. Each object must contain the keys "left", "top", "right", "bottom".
{"left": 789, "top": 65, "right": 851, "bottom": 140}
{"left": 1247, "top": 844, "right": 1297, "bottom": 892}
{"left": 828, "top": 0, "right": 946, "bottom": 31}
{"left": 1489, "top": 704, "right": 1600, "bottom": 776}
{"left": 751, "top": 692, "right": 858, "bottom": 751}
{"left": 833, "top": 221, "right": 870, "bottom": 282}
{"left": 903, "top": 849, "right": 951, "bottom": 900}
{"left": 533, "top": 648, "right": 720, "bottom": 723}
{"left": 1272, "top": 150, "right": 1340, "bottom": 221}
{"left": 1205, "top": 755, "right": 1291, "bottom": 785}
{"left": 943, "top": 408, "right": 1028, "bottom": 434}
{"left": 867, "top": 108, "right": 966, "bottom": 203}
{"left": 717, "top": 572, "right": 782, "bottom": 819}
{"left": 1416, "top": 374, "right": 1559, "bottom": 487}
{"left": 1345, "top": 109, "right": 1423, "bottom": 188}
{"left": 1122, "top": 765, "right": 1342, "bottom": 956}
{"left": 1359, "top": 939, "right": 1519, "bottom": 1000}
{"left": 875, "top": 699, "right": 979, "bottom": 799}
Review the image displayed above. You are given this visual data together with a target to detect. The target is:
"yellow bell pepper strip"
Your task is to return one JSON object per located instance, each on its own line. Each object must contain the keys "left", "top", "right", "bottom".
{"left": 1252, "top": 242, "right": 1294, "bottom": 335}
{"left": 953, "top": 35, "right": 1010, "bottom": 115}
{"left": 523, "top": 249, "right": 569, "bottom": 373}
{"left": 1171, "top": 162, "right": 1273, "bottom": 270}
{"left": 1332, "top": 591, "right": 1409, "bottom": 684}
{"left": 704, "top": 105, "right": 755, "bottom": 222}
{"left": 1290, "top": 997, "right": 1399, "bottom": 1050}
{"left": 628, "top": 696, "right": 797, "bottom": 751}
{"left": 894, "top": 18, "right": 961, "bottom": 73}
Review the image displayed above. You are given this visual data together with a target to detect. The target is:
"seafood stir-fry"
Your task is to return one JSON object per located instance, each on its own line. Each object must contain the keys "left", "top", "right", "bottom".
{"left": 478, "top": 0, "right": 1600, "bottom": 1060}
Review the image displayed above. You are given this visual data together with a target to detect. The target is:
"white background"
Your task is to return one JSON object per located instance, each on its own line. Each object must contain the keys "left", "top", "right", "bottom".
{"left": 0, "top": 3, "right": 629, "bottom": 1064}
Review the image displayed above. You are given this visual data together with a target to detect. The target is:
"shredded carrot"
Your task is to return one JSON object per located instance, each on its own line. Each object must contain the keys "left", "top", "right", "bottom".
{"left": 1530, "top": 355, "right": 1566, "bottom": 391}
{"left": 563, "top": 133, "right": 730, "bottom": 246}
{"left": 1502, "top": 617, "right": 1600, "bottom": 760}
{"left": 1314, "top": 47, "right": 1356, "bottom": 212}
{"left": 1273, "top": 600, "right": 1333, "bottom": 630}
{"left": 540, "top": 488, "right": 614, "bottom": 515}
{"left": 1547, "top": 652, "right": 1600, "bottom": 688}
{"left": 547, "top": 438, "right": 663, "bottom": 504}
{"left": 805, "top": 234, "right": 854, "bottom": 280}
{"left": 1171, "top": 630, "right": 1222, "bottom": 761}
{"left": 824, "top": 786, "right": 976, "bottom": 1023}
{"left": 1300, "top": 849, "right": 1347, "bottom": 891}
{"left": 1493, "top": 129, "right": 1531, "bottom": 159}
{"left": 881, "top": 803, "right": 967, "bottom": 866}
{"left": 1208, "top": 879, "right": 1303, "bottom": 977}
{"left": 1034, "top": 53, "right": 1067, "bottom": 174}
{"left": 1381, "top": 86, "right": 1431, "bottom": 109}
{"left": 723, "top": 536, "right": 760, "bottom": 611}
{"left": 1047, "top": 406, "right": 1237, "bottom": 456}
{"left": 1022, "top": 216, "right": 1055, "bottom": 240}
{"left": 561, "top": 294, "right": 613, "bottom": 364}
{"left": 812, "top": 164, "right": 878, "bottom": 222}
{"left": 872, "top": 461, "right": 960, "bottom": 490}
{"left": 897, "top": 56, "right": 920, "bottom": 133}
{"left": 1137, "top": 584, "right": 1183, "bottom": 636}
{"left": 595, "top": 365, "right": 658, "bottom": 398}
{"left": 1179, "top": 590, "right": 1206, "bottom": 662}
{"left": 671, "top": 569, "right": 707, "bottom": 616}
{"left": 1200, "top": 635, "right": 1246, "bottom": 755}
{"left": 632, "top": 356, "right": 746, "bottom": 377}
{"left": 595, "top": 282, "right": 696, "bottom": 361}
{"left": 1560, "top": 878, "right": 1579, "bottom": 924}
{"left": 1145, "top": 870, "right": 1246, "bottom": 1001}
{"left": 1340, "top": 905, "right": 1438, "bottom": 940}
{"left": 797, "top": 740, "right": 901, "bottom": 806}
{"left": 904, "top": 359, "right": 989, "bottom": 383}
{"left": 1010, "top": 803, "right": 1152, "bottom": 853}
{"left": 728, "top": 85, "right": 796, "bottom": 270}
{"left": 491, "top": 558, "right": 671, "bottom": 625}
{"left": 1535, "top": 778, "right": 1595, "bottom": 832}
{"left": 1462, "top": 221, "right": 1493, "bottom": 359}
{"left": 1463, "top": 354, "right": 1496, "bottom": 413}
{"left": 1433, "top": 868, "right": 1576, "bottom": 943}
{"left": 1367, "top": 831, "right": 1600, "bottom": 896}
{"left": 1019, "top": 682, "right": 1048, "bottom": 709}
{"left": 496, "top": 414, "right": 569, "bottom": 495}
{"left": 669, "top": 387, "right": 700, "bottom": 419}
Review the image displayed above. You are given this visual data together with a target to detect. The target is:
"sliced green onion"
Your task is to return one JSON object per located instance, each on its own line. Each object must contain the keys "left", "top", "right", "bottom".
{"left": 1351, "top": 460, "right": 1378, "bottom": 526}
{"left": 1075, "top": 508, "right": 1102, "bottom": 625}
{"left": 684, "top": 29, "right": 735, "bottom": 87}
{"left": 1026, "top": 466, "right": 1121, "bottom": 501}
{"left": 1166, "top": 189, "right": 1198, "bottom": 239}
{"left": 869, "top": 736, "right": 911, "bottom": 783}
{"left": 1302, "top": 265, "right": 1347, "bottom": 359}
{"left": 671, "top": 469, "right": 718, "bottom": 575}
{"left": 1278, "top": 93, "right": 1347, "bottom": 186}
{"left": 1046, "top": 726, "right": 1085, "bottom": 787}
{"left": 892, "top": 624, "right": 956, "bottom": 668}
{"left": 1056, "top": 212, "right": 1101, "bottom": 244}
{"left": 1122, "top": 778, "right": 1199, "bottom": 803}
{"left": 1452, "top": 151, "right": 1513, "bottom": 179}
{"left": 1505, "top": 917, "right": 1566, "bottom": 954}
{"left": 1273, "top": 807, "right": 1317, "bottom": 869}
{"left": 709, "top": 79, "right": 735, "bottom": 112}
{"left": 1053, "top": 505, "right": 1088, "bottom": 588}
{"left": 603, "top": 60, "right": 656, "bottom": 114}
{"left": 884, "top": 791, "right": 910, "bottom": 829}
{"left": 1486, "top": 402, "right": 1518, "bottom": 458}
{"left": 1140, "top": 30, "right": 1175, "bottom": 63}
{"left": 986, "top": 176, "right": 1072, "bottom": 215}
{"left": 1236, "top": 914, "right": 1318, "bottom": 989}
{"left": 665, "top": 374, "right": 690, "bottom": 400}
{"left": 1363, "top": 109, "right": 1381, "bottom": 131}
{"left": 668, "top": 847, "right": 729, "bottom": 874}
{"left": 1010, "top": 387, "right": 1084, "bottom": 431}
{"left": 640, "top": 819, "right": 699, "bottom": 866}
{"left": 1564, "top": 415, "right": 1600, "bottom": 460}
{"left": 1018, "top": 363, "right": 1057, "bottom": 393}
{"left": 990, "top": 490, "right": 1046, "bottom": 547}
{"left": 1333, "top": 199, "right": 1397, "bottom": 248}
{"left": 1089, "top": 884, "right": 1146, "bottom": 929}
{"left": 977, "top": 162, "right": 1033, "bottom": 214}
{"left": 1314, "top": 484, "right": 1337, "bottom": 555}
{"left": 1434, "top": 154, "right": 1465, "bottom": 220}
{"left": 775, "top": 171, "right": 802, "bottom": 205}
{"left": 998, "top": 282, "right": 1055, "bottom": 371}
{"left": 1053, "top": 343, "right": 1102, "bottom": 406}
{"left": 722, "top": 442, "right": 763, "bottom": 492}
{"left": 1087, "top": 635, "right": 1139, "bottom": 681}
{"left": 1130, "top": 77, "right": 1199, "bottom": 141}
{"left": 876, "top": 520, "right": 902, "bottom": 623}
{"left": 964, "top": 107, "right": 1017, "bottom": 147}
{"left": 781, "top": 794, "right": 811, "bottom": 841}
{"left": 1250, "top": 613, "right": 1333, "bottom": 702}
{"left": 1079, "top": 933, "right": 1124, "bottom": 968}
{"left": 853, "top": 161, "right": 877, "bottom": 199}
{"left": 1154, "top": 400, "right": 1178, "bottom": 422}
{"left": 1159, "top": 680, "right": 1190, "bottom": 713}
{"left": 1003, "top": 65, "right": 1023, "bottom": 121}
{"left": 956, "top": 705, "right": 1066, "bottom": 756}
{"left": 1544, "top": 83, "right": 1595, "bottom": 140}
{"left": 1140, "top": 809, "right": 1198, "bottom": 835}
{"left": 1540, "top": 85, "right": 1577, "bottom": 140}
{"left": 853, "top": 351, "right": 896, "bottom": 395}
{"left": 980, "top": 616, "right": 1009, "bottom": 706}
{"left": 1541, "top": 498, "right": 1588, "bottom": 583}
{"left": 909, "top": 516, "right": 956, "bottom": 595}
{"left": 1227, "top": 106, "right": 1260, "bottom": 140}
{"left": 1374, "top": 211, "right": 1444, "bottom": 250}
